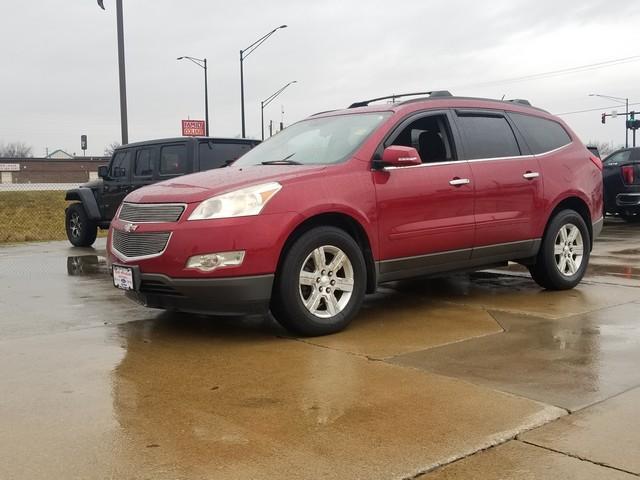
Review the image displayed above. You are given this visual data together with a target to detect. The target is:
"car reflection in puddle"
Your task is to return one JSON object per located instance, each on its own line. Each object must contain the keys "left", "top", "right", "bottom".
{"left": 67, "top": 255, "right": 109, "bottom": 276}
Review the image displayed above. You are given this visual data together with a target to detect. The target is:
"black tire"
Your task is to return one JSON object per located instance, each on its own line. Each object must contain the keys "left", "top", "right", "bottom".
{"left": 271, "top": 226, "right": 366, "bottom": 336}
{"left": 529, "top": 209, "right": 590, "bottom": 290}
{"left": 65, "top": 203, "right": 98, "bottom": 247}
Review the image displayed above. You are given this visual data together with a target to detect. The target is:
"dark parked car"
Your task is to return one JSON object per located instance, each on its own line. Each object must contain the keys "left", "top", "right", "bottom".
{"left": 603, "top": 147, "right": 640, "bottom": 221}
{"left": 107, "top": 91, "right": 603, "bottom": 336}
{"left": 64, "top": 137, "right": 259, "bottom": 246}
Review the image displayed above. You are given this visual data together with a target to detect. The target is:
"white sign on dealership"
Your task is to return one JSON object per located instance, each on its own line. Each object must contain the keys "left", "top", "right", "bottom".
{"left": 0, "top": 163, "right": 20, "bottom": 172}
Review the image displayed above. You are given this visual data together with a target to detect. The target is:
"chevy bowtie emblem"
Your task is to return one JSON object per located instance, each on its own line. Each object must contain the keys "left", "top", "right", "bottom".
{"left": 123, "top": 223, "right": 139, "bottom": 233}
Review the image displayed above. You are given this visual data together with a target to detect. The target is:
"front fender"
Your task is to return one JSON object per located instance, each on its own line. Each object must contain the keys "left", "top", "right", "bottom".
{"left": 65, "top": 188, "right": 102, "bottom": 220}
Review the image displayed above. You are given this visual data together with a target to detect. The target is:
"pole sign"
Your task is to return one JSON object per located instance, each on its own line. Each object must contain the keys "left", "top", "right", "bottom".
{"left": 181, "top": 120, "right": 206, "bottom": 136}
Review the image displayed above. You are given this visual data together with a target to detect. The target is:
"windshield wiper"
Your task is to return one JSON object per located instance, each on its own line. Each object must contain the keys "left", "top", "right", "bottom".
{"left": 261, "top": 153, "right": 301, "bottom": 165}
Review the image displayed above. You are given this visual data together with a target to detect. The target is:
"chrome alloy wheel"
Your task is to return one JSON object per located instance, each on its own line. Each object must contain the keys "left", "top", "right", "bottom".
{"left": 70, "top": 212, "right": 82, "bottom": 238}
{"left": 299, "top": 245, "right": 354, "bottom": 318}
{"left": 554, "top": 223, "right": 584, "bottom": 276}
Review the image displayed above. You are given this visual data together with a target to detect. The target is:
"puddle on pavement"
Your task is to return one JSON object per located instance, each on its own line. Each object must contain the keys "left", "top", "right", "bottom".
{"left": 67, "top": 255, "right": 109, "bottom": 276}
{"left": 393, "top": 302, "right": 640, "bottom": 411}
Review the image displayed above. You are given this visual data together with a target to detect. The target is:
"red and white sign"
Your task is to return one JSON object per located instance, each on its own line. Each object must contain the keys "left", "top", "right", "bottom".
{"left": 181, "top": 120, "right": 206, "bottom": 137}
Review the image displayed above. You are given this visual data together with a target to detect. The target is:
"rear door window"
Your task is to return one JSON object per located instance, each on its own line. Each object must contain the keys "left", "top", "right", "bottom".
{"left": 134, "top": 148, "right": 153, "bottom": 177}
{"left": 456, "top": 113, "right": 521, "bottom": 159}
{"left": 160, "top": 144, "right": 187, "bottom": 175}
{"left": 199, "top": 142, "right": 254, "bottom": 170}
{"left": 509, "top": 113, "right": 572, "bottom": 154}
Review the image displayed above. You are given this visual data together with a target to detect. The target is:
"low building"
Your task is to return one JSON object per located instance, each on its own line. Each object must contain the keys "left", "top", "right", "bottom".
{"left": 0, "top": 156, "right": 109, "bottom": 184}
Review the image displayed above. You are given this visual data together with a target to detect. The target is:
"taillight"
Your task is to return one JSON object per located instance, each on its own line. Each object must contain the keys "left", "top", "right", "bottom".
{"left": 622, "top": 165, "right": 635, "bottom": 184}
{"left": 590, "top": 155, "right": 603, "bottom": 171}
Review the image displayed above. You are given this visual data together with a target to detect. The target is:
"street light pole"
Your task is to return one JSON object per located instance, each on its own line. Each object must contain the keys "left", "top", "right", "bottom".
{"left": 177, "top": 56, "right": 210, "bottom": 136}
{"left": 260, "top": 81, "right": 297, "bottom": 140}
{"left": 98, "top": 0, "right": 129, "bottom": 145}
{"left": 589, "top": 93, "right": 629, "bottom": 148}
{"left": 240, "top": 25, "right": 287, "bottom": 138}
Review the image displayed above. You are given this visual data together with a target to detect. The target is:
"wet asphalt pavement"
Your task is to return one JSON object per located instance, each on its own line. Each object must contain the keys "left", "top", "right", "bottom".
{"left": 1, "top": 218, "right": 639, "bottom": 479}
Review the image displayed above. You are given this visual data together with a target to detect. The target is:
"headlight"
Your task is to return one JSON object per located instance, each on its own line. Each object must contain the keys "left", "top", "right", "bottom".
{"left": 188, "top": 182, "right": 282, "bottom": 221}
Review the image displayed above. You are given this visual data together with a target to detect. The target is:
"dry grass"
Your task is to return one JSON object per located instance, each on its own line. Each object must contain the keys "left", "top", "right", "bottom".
{"left": 0, "top": 191, "right": 106, "bottom": 243}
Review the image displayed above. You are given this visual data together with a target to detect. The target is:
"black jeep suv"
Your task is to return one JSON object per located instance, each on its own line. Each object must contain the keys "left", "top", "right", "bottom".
{"left": 65, "top": 137, "right": 259, "bottom": 246}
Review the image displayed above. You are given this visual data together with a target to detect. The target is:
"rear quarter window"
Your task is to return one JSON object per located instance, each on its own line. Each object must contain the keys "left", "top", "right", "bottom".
{"left": 199, "top": 142, "right": 254, "bottom": 170}
{"left": 509, "top": 113, "right": 572, "bottom": 154}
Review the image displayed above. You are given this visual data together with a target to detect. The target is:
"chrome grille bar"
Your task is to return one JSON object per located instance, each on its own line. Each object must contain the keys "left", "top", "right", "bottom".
{"left": 119, "top": 202, "right": 185, "bottom": 223}
{"left": 112, "top": 230, "right": 171, "bottom": 260}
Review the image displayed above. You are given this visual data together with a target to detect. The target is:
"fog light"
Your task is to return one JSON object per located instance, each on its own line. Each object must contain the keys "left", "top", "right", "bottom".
{"left": 186, "top": 251, "right": 245, "bottom": 272}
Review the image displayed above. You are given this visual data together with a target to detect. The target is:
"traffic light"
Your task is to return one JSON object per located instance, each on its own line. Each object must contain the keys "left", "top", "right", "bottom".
{"left": 601, "top": 113, "right": 606, "bottom": 124}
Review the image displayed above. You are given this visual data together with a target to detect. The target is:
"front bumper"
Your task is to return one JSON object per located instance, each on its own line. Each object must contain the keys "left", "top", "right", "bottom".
{"left": 123, "top": 267, "right": 274, "bottom": 316}
{"left": 616, "top": 193, "right": 640, "bottom": 208}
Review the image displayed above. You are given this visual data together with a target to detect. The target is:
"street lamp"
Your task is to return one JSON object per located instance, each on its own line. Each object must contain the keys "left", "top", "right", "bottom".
{"left": 261, "top": 81, "right": 297, "bottom": 140}
{"left": 177, "top": 56, "right": 210, "bottom": 137}
{"left": 240, "top": 25, "right": 287, "bottom": 138}
{"left": 589, "top": 93, "right": 629, "bottom": 148}
{"left": 97, "top": 0, "right": 128, "bottom": 145}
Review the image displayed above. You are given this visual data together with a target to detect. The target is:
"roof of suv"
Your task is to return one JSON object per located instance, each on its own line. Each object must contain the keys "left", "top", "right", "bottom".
{"left": 115, "top": 137, "right": 260, "bottom": 150}
{"left": 312, "top": 91, "right": 551, "bottom": 119}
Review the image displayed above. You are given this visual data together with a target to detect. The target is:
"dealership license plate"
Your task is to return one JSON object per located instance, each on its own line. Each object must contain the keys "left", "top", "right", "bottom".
{"left": 113, "top": 265, "right": 134, "bottom": 291}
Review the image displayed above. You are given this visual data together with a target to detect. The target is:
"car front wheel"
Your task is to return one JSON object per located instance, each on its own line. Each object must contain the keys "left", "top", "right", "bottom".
{"left": 529, "top": 209, "right": 590, "bottom": 290}
{"left": 271, "top": 226, "right": 366, "bottom": 336}
{"left": 65, "top": 203, "right": 98, "bottom": 247}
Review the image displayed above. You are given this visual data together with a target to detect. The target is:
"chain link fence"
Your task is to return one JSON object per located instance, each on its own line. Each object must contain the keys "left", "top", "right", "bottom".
{"left": 0, "top": 157, "right": 108, "bottom": 244}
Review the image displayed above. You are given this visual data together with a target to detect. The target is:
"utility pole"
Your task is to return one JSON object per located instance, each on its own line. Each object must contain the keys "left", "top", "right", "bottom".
{"left": 239, "top": 25, "right": 287, "bottom": 138}
{"left": 98, "top": 0, "right": 129, "bottom": 145}
{"left": 590, "top": 93, "right": 629, "bottom": 148}
{"left": 177, "top": 56, "right": 210, "bottom": 136}
{"left": 260, "top": 81, "right": 297, "bottom": 140}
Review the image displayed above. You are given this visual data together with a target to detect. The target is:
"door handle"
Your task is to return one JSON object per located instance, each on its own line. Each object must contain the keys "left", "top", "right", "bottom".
{"left": 523, "top": 171, "right": 540, "bottom": 180}
{"left": 449, "top": 178, "right": 471, "bottom": 186}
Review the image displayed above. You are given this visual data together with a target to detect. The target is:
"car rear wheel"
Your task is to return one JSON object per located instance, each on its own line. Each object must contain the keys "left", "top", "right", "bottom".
{"left": 271, "top": 226, "right": 366, "bottom": 336}
{"left": 65, "top": 203, "right": 98, "bottom": 247}
{"left": 529, "top": 209, "right": 590, "bottom": 290}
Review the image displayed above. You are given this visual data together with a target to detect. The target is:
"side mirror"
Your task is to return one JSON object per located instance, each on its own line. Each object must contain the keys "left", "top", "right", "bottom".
{"left": 98, "top": 165, "right": 109, "bottom": 179}
{"left": 381, "top": 146, "right": 422, "bottom": 168}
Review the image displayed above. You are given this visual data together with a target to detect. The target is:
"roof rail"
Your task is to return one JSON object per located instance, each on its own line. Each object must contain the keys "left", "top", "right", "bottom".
{"left": 310, "top": 109, "right": 339, "bottom": 116}
{"left": 507, "top": 99, "right": 532, "bottom": 106}
{"left": 349, "top": 91, "right": 452, "bottom": 108}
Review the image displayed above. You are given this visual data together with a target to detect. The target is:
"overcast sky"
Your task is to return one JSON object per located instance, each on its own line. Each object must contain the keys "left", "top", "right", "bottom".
{"left": 1, "top": 0, "right": 639, "bottom": 156}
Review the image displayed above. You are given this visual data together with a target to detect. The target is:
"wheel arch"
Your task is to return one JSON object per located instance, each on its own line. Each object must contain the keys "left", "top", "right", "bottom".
{"left": 546, "top": 196, "right": 593, "bottom": 249}
{"left": 65, "top": 188, "right": 102, "bottom": 220}
{"left": 276, "top": 212, "right": 377, "bottom": 294}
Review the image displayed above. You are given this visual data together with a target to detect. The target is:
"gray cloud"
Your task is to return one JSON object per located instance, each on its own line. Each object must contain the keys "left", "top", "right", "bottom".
{"left": 1, "top": 0, "right": 638, "bottom": 156}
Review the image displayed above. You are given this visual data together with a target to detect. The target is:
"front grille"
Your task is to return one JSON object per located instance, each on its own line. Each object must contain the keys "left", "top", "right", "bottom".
{"left": 119, "top": 202, "right": 185, "bottom": 223}
{"left": 112, "top": 230, "right": 171, "bottom": 259}
{"left": 139, "top": 280, "right": 183, "bottom": 297}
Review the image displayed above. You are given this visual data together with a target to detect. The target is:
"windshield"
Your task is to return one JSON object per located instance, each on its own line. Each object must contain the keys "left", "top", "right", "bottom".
{"left": 234, "top": 112, "right": 391, "bottom": 167}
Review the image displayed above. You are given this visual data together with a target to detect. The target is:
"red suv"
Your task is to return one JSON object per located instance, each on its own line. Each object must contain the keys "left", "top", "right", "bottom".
{"left": 108, "top": 92, "right": 604, "bottom": 336}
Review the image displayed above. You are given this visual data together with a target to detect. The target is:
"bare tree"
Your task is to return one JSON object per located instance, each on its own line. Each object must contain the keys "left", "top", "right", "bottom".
{"left": 104, "top": 141, "right": 121, "bottom": 157}
{"left": 586, "top": 140, "right": 624, "bottom": 158}
{"left": 0, "top": 142, "right": 32, "bottom": 158}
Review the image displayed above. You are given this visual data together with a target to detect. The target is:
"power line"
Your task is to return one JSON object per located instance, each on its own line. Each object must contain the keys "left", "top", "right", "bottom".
{"left": 455, "top": 55, "right": 640, "bottom": 90}
{"left": 556, "top": 102, "right": 640, "bottom": 116}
